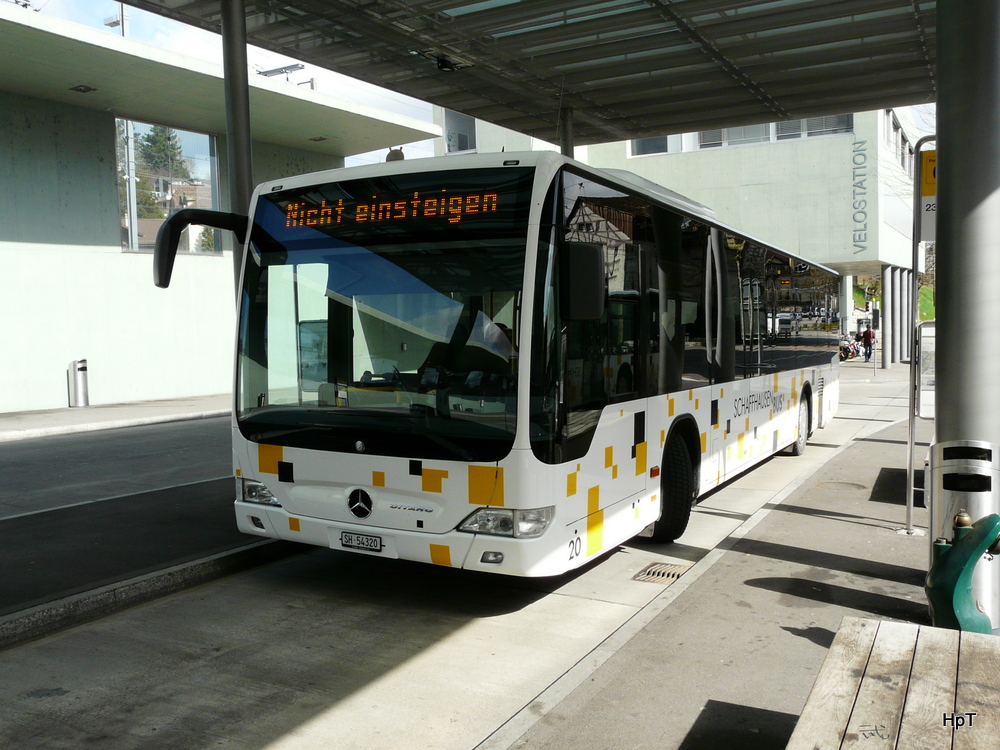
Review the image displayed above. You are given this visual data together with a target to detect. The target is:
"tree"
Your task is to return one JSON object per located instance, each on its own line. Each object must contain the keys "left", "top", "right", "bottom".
{"left": 137, "top": 125, "right": 191, "bottom": 181}
{"left": 136, "top": 174, "right": 164, "bottom": 219}
{"left": 195, "top": 227, "right": 218, "bottom": 253}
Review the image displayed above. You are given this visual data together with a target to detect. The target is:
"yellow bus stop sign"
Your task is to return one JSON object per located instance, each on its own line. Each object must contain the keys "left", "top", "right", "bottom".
{"left": 920, "top": 150, "right": 936, "bottom": 241}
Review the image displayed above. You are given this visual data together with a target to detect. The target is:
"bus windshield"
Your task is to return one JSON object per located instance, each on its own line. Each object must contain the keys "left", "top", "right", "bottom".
{"left": 237, "top": 167, "right": 534, "bottom": 461}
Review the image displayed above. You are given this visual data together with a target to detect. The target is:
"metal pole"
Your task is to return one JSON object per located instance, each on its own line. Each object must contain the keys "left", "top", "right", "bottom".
{"left": 220, "top": 0, "right": 254, "bottom": 293}
{"left": 559, "top": 106, "right": 574, "bottom": 158}
{"left": 115, "top": 4, "right": 139, "bottom": 253}
{"left": 906, "top": 135, "right": 935, "bottom": 533}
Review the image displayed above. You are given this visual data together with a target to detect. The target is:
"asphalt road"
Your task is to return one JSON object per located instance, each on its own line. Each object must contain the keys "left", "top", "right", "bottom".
{"left": 0, "top": 416, "right": 232, "bottom": 519}
{"left": 0, "top": 417, "right": 247, "bottom": 616}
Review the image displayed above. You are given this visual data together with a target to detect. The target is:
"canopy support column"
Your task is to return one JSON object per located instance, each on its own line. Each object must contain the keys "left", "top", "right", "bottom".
{"left": 559, "top": 107, "right": 574, "bottom": 157}
{"left": 221, "top": 0, "right": 254, "bottom": 293}
{"left": 938, "top": 0, "right": 1000, "bottom": 447}
{"left": 881, "top": 264, "right": 893, "bottom": 369}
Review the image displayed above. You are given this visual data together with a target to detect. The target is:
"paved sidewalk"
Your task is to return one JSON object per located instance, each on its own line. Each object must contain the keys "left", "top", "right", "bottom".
{"left": 0, "top": 393, "right": 231, "bottom": 442}
{"left": 493, "top": 358, "right": 936, "bottom": 749}
{"left": 0, "top": 359, "right": 942, "bottom": 749}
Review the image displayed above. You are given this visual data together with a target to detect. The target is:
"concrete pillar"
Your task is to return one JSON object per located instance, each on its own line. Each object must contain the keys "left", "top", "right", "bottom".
{"left": 892, "top": 266, "right": 903, "bottom": 363}
{"left": 933, "top": 0, "right": 1000, "bottom": 628}
{"left": 899, "top": 269, "right": 913, "bottom": 362}
{"left": 881, "top": 264, "right": 893, "bottom": 369}
{"left": 937, "top": 0, "right": 1000, "bottom": 445}
{"left": 900, "top": 269, "right": 907, "bottom": 359}
{"left": 841, "top": 274, "right": 853, "bottom": 335}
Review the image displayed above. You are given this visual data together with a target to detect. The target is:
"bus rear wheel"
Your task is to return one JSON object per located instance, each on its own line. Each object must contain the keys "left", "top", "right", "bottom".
{"left": 650, "top": 435, "right": 695, "bottom": 543}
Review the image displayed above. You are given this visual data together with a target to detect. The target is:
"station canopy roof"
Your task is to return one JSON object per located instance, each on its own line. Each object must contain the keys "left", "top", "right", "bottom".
{"left": 123, "top": 0, "right": 937, "bottom": 146}
{"left": 0, "top": 4, "right": 438, "bottom": 158}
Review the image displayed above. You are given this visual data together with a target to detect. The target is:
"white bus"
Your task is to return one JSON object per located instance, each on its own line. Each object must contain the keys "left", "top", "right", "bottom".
{"left": 154, "top": 151, "right": 840, "bottom": 577}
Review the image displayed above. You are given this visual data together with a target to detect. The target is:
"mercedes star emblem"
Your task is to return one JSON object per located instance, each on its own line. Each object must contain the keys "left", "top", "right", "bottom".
{"left": 348, "top": 488, "right": 373, "bottom": 519}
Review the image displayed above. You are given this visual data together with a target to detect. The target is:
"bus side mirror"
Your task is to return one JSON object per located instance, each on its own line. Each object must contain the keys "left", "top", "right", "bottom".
{"left": 560, "top": 241, "right": 606, "bottom": 321}
{"left": 154, "top": 208, "right": 248, "bottom": 288}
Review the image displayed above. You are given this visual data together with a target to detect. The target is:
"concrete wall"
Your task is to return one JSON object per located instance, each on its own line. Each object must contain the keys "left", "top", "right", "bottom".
{"left": 582, "top": 111, "right": 917, "bottom": 274}
{"left": 0, "top": 93, "right": 347, "bottom": 413}
{"left": 217, "top": 137, "right": 345, "bottom": 212}
{"left": 433, "top": 108, "right": 554, "bottom": 157}
{"left": 875, "top": 110, "right": 918, "bottom": 269}
{"left": 0, "top": 241, "right": 235, "bottom": 412}
{"left": 587, "top": 119, "right": 875, "bottom": 268}
{"left": 0, "top": 91, "right": 120, "bottom": 246}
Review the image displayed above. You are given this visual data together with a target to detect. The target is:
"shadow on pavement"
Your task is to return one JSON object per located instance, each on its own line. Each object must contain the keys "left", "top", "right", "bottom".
{"left": 780, "top": 625, "right": 836, "bottom": 648}
{"left": 744, "top": 577, "right": 930, "bottom": 623}
{"left": 677, "top": 700, "right": 799, "bottom": 750}
{"left": 770, "top": 502, "right": 898, "bottom": 532}
{"left": 729, "top": 538, "right": 925, "bottom": 587}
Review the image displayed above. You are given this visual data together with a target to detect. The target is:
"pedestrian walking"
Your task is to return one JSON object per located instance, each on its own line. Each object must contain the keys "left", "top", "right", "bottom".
{"left": 861, "top": 325, "right": 875, "bottom": 362}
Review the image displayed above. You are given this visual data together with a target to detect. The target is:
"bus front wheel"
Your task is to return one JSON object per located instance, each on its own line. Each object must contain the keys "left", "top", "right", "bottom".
{"left": 650, "top": 435, "right": 695, "bottom": 543}
{"left": 789, "top": 398, "right": 809, "bottom": 456}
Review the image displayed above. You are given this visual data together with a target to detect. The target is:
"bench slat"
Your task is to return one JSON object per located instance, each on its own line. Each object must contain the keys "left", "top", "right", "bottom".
{"left": 785, "top": 617, "right": 878, "bottom": 750}
{"left": 842, "top": 620, "right": 918, "bottom": 749}
{"left": 896, "top": 626, "right": 959, "bottom": 750}
{"left": 954, "top": 630, "right": 1000, "bottom": 750}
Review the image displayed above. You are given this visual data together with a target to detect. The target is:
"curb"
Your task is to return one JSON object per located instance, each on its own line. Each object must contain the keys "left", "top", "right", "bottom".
{"left": 0, "top": 540, "right": 301, "bottom": 652}
{"left": 0, "top": 410, "right": 232, "bottom": 443}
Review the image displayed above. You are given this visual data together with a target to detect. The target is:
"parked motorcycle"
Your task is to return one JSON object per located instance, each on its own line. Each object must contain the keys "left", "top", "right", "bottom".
{"left": 839, "top": 335, "right": 861, "bottom": 361}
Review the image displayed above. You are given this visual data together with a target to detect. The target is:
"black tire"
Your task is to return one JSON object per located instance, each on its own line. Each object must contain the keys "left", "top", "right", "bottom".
{"left": 650, "top": 435, "right": 695, "bottom": 543}
{"left": 789, "top": 398, "right": 809, "bottom": 456}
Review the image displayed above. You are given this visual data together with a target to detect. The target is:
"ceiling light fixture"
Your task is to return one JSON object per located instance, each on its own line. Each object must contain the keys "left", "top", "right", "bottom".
{"left": 69, "top": 84, "right": 98, "bottom": 94}
{"left": 259, "top": 64, "right": 305, "bottom": 77}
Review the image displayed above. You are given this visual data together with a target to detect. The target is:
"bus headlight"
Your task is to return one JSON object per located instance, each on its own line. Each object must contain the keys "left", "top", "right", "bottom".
{"left": 237, "top": 478, "right": 281, "bottom": 507}
{"left": 458, "top": 506, "right": 554, "bottom": 538}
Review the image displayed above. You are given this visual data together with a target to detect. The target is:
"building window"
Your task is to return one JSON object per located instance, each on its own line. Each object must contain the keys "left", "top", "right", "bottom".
{"left": 805, "top": 115, "right": 853, "bottom": 137}
{"left": 115, "top": 120, "right": 220, "bottom": 252}
{"left": 444, "top": 110, "right": 477, "bottom": 153}
{"left": 630, "top": 136, "right": 669, "bottom": 156}
{"left": 776, "top": 114, "right": 854, "bottom": 140}
{"left": 699, "top": 123, "right": 771, "bottom": 149}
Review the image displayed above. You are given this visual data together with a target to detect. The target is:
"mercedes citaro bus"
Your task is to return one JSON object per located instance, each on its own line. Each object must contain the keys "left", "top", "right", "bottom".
{"left": 154, "top": 151, "right": 840, "bottom": 577}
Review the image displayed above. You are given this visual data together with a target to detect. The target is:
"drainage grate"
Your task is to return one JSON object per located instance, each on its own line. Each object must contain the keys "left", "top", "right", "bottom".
{"left": 632, "top": 562, "right": 692, "bottom": 584}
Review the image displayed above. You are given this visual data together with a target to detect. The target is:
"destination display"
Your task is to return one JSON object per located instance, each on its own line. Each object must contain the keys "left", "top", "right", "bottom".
{"left": 259, "top": 167, "right": 535, "bottom": 239}
{"left": 284, "top": 189, "right": 500, "bottom": 228}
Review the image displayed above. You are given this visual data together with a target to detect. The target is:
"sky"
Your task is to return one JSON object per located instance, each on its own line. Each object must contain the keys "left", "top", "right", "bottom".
{"left": 20, "top": 0, "right": 437, "bottom": 165}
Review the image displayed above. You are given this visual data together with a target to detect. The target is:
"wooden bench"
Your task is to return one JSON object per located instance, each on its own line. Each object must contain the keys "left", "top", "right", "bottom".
{"left": 786, "top": 616, "right": 1000, "bottom": 749}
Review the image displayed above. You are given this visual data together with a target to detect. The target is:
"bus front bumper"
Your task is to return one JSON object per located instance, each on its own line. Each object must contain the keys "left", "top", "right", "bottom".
{"left": 234, "top": 502, "right": 571, "bottom": 577}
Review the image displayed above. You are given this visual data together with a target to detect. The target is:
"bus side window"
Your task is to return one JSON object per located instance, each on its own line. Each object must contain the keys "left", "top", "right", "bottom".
{"left": 650, "top": 209, "right": 710, "bottom": 392}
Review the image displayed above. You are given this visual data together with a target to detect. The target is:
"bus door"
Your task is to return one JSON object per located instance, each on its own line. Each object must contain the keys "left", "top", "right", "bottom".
{"left": 706, "top": 228, "right": 740, "bottom": 484}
